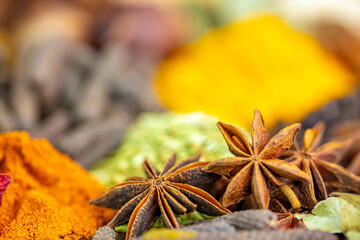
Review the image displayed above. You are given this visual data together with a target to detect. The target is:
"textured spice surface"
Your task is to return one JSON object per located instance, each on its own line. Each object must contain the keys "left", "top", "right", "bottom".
{"left": 285, "top": 123, "right": 360, "bottom": 208}
{"left": 203, "top": 110, "right": 309, "bottom": 209}
{"left": 142, "top": 227, "right": 337, "bottom": 240}
{"left": 155, "top": 15, "right": 356, "bottom": 129}
{"left": 0, "top": 131, "right": 114, "bottom": 239}
{"left": 91, "top": 112, "right": 230, "bottom": 187}
{"left": 91, "top": 154, "right": 229, "bottom": 240}
{"left": 193, "top": 209, "right": 277, "bottom": 231}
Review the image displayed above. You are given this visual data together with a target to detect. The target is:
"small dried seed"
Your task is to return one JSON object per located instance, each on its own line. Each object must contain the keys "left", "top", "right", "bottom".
{"left": 92, "top": 226, "right": 116, "bottom": 240}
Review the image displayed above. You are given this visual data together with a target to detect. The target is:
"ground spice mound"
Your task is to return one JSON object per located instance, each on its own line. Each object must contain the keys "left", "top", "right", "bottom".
{"left": 0, "top": 131, "right": 115, "bottom": 239}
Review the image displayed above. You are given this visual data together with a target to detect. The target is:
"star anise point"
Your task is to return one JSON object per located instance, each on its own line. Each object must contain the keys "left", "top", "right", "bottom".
{"left": 91, "top": 154, "right": 229, "bottom": 239}
{"left": 203, "top": 110, "right": 308, "bottom": 209}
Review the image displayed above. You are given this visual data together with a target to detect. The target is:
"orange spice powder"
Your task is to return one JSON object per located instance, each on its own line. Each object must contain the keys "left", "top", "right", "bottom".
{"left": 0, "top": 131, "right": 115, "bottom": 239}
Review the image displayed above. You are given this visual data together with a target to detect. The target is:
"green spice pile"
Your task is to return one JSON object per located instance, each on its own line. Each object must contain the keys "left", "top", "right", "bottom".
{"left": 91, "top": 112, "right": 232, "bottom": 186}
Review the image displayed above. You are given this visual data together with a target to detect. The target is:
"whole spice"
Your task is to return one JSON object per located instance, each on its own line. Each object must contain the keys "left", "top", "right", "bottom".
{"left": 0, "top": 131, "right": 114, "bottom": 239}
{"left": 203, "top": 109, "right": 309, "bottom": 209}
{"left": 200, "top": 209, "right": 277, "bottom": 231}
{"left": 285, "top": 122, "right": 359, "bottom": 209}
{"left": 90, "top": 154, "right": 230, "bottom": 240}
{"left": 349, "top": 153, "right": 360, "bottom": 176}
{"left": 332, "top": 120, "right": 360, "bottom": 175}
{"left": 92, "top": 226, "right": 117, "bottom": 240}
{"left": 0, "top": 174, "right": 10, "bottom": 206}
{"left": 142, "top": 228, "right": 336, "bottom": 240}
{"left": 269, "top": 199, "right": 305, "bottom": 230}
{"left": 298, "top": 87, "right": 360, "bottom": 144}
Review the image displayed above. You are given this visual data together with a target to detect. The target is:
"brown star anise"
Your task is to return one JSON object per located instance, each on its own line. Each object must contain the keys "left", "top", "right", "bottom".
{"left": 269, "top": 199, "right": 305, "bottom": 230}
{"left": 202, "top": 109, "right": 309, "bottom": 209}
{"left": 333, "top": 120, "right": 360, "bottom": 175}
{"left": 90, "top": 154, "right": 230, "bottom": 240}
{"left": 284, "top": 122, "right": 359, "bottom": 209}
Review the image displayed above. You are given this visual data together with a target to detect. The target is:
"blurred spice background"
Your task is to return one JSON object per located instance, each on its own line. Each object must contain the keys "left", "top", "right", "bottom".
{"left": 0, "top": 0, "right": 360, "bottom": 169}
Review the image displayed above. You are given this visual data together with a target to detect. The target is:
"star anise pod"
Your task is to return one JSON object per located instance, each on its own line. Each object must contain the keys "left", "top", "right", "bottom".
{"left": 332, "top": 120, "right": 360, "bottom": 175}
{"left": 269, "top": 198, "right": 305, "bottom": 230}
{"left": 284, "top": 122, "right": 359, "bottom": 209}
{"left": 90, "top": 154, "right": 230, "bottom": 240}
{"left": 202, "top": 109, "right": 309, "bottom": 209}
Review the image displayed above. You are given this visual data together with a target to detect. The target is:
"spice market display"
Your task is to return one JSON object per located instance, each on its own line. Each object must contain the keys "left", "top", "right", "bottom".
{"left": 1, "top": 1, "right": 360, "bottom": 240}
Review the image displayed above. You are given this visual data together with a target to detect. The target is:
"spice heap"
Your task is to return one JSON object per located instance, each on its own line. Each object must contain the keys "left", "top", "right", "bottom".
{"left": 0, "top": 131, "right": 114, "bottom": 239}
{"left": 155, "top": 15, "right": 356, "bottom": 129}
{"left": 0, "top": 0, "right": 187, "bottom": 168}
{"left": 91, "top": 112, "right": 230, "bottom": 187}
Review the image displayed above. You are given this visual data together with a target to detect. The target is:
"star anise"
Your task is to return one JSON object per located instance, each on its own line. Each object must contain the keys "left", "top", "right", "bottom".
{"left": 269, "top": 198, "right": 305, "bottom": 230}
{"left": 284, "top": 122, "right": 359, "bottom": 209}
{"left": 90, "top": 154, "right": 230, "bottom": 240}
{"left": 202, "top": 109, "right": 309, "bottom": 209}
{"left": 332, "top": 121, "right": 360, "bottom": 175}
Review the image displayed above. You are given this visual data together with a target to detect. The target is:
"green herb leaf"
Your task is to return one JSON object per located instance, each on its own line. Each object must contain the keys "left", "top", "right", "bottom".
{"left": 295, "top": 192, "right": 360, "bottom": 237}
{"left": 295, "top": 197, "right": 341, "bottom": 233}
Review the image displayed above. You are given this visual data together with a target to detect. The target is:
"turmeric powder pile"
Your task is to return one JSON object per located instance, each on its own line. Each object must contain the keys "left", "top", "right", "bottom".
{"left": 155, "top": 15, "right": 357, "bottom": 129}
{"left": 0, "top": 132, "right": 114, "bottom": 239}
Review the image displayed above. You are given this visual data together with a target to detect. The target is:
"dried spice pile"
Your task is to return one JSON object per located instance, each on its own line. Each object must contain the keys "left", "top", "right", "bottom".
{"left": 0, "top": 39, "right": 158, "bottom": 168}
{"left": 0, "top": 131, "right": 114, "bottom": 239}
{"left": 155, "top": 15, "right": 356, "bottom": 129}
{"left": 91, "top": 112, "right": 230, "bottom": 187}
{"left": 0, "top": 1, "right": 183, "bottom": 168}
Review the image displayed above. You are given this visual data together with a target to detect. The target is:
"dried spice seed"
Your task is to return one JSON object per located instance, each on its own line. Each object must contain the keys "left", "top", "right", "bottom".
{"left": 141, "top": 228, "right": 337, "bottom": 240}
{"left": 284, "top": 122, "right": 360, "bottom": 209}
{"left": 92, "top": 226, "right": 117, "bottom": 240}
{"left": 234, "top": 229, "right": 337, "bottom": 240}
{"left": 185, "top": 220, "right": 236, "bottom": 234}
{"left": 90, "top": 154, "right": 230, "bottom": 240}
{"left": 200, "top": 209, "right": 277, "bottom": 231}
{"left": 203, "top": 109, "right": 309, "bottom": 209}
